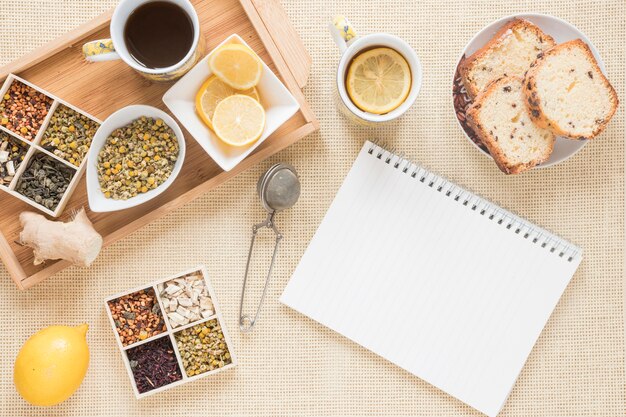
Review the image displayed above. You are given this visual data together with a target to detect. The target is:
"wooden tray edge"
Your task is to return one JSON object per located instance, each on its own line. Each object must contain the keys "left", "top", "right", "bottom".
{"left": 247, "top": 0, "right": 312, "bottom": 89}
{"left": 240, "top": 0, "right": 318, "bottom": 128}
{"left": 19, "top": 122, "right": 316, "bottom": 289}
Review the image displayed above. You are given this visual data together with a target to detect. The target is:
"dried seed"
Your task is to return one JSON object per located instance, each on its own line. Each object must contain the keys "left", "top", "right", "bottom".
{"left": 107, "top": 288, "right": 166, "bottom": 346}
{"left": 0, "top": 80, "right": 52, "bottom": 141}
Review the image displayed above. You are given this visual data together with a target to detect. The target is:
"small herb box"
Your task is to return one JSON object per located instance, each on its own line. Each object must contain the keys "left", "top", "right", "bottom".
{"left": 104, "top": 265, "right": 237, "bottom": 398}
{"left": 0, "top": 74, "right": 101, "bottom": 217}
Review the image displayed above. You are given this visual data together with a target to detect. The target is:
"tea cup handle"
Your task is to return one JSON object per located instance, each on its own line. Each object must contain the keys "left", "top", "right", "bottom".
{"left": 82, "top": 39, "right": 121, "bottom": 62}
{"left": 329, "top": 15, "right": 357, "bottom": 53}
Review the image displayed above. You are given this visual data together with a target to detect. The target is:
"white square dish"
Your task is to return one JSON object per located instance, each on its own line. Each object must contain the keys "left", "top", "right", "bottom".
{"left": 163, "top": 34, "right": 300, "bottom": 172}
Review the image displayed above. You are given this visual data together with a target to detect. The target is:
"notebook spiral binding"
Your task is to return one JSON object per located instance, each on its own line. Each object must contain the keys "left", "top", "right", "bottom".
{"left": 367, "top": 141, "right": 580, "bottom": 263}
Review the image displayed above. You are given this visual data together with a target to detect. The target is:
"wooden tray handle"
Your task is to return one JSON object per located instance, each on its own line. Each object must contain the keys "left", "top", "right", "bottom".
{"left": 248, "top": 0, "right": 311, "bottom": 89}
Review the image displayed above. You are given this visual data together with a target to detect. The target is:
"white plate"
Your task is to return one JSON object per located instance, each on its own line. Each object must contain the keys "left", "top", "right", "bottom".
{"left": 86, "top": 105, "right": 186, "bottom": 212}
{"left": 453, "top": 13, "right": 608, "bottom": 168}
{"left": 163, "top": 34, "right": 300, "bottom": 172}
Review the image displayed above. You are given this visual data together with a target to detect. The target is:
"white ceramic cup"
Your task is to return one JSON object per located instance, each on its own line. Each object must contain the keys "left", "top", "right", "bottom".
{"left": 82, "top": 0, "right": 204, "bottom": 82}
{"left": 330, "top": 16, "right": 422, "bottom": 125}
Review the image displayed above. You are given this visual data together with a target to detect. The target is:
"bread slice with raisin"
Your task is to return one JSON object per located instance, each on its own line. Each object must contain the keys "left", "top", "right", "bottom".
{"left": 523, "top": 39, "right": 619, "bottom": 140}
{"left": 466, "top": 76, "right": 555, "bottom": 174}
{"left": 460, "top": 18, "right": 555, "bottom": 98}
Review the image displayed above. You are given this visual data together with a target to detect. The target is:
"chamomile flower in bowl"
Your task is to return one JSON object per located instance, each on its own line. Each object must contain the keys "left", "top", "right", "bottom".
{"left": 86, "top": 105, "right": 186, "bottom": 212}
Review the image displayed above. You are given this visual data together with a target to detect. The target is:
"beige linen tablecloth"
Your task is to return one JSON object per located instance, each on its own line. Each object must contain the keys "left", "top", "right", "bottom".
{"left": 0, "top": 0, "right": 624, "bottom": 416}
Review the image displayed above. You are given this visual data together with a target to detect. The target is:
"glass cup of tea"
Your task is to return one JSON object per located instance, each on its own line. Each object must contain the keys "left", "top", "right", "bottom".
{"left": 82, "top": 0, "right": 205, "bottom": 82}
{"left": 329, "top": 16, "right": 422, "bottom": 126}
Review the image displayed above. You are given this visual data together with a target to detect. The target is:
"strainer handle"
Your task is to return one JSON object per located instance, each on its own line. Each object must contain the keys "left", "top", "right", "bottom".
{"left": 238, "top": 211, "right": 282, "bottom": 332}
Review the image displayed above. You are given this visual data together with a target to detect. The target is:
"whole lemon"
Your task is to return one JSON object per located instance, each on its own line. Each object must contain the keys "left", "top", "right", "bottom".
{"left": 14, "top": 324, "right": 89, "bottom": 406}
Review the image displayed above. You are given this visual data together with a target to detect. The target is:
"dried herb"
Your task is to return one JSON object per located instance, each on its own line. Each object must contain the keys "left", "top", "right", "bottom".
{"left": 97, "top": 116, "right": 179, "bottom": 200}
{"left": 107, "top": 287, "right": 167, "bottom": 346}
{"left": 126, "top": 336, "right": 182, "bottom": 393}
{"left": 175, "top": 319, "right": 231, "bottom": 377}
{"left": 41, "top": 104, "right": 100, "bottom": 167}
{"left": 15, "top": 152, "right": 74, "bottom": 210}
{"left": 0, "top": 80, "right": 53, "bottom": 141}
{"left": 157, "top": 271, "right": 215, "bottom": 329}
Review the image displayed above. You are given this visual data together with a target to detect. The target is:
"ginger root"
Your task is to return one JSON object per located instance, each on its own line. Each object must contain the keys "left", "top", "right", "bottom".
{"left": 19, "top": 208, "right": 103, "bottom": 267}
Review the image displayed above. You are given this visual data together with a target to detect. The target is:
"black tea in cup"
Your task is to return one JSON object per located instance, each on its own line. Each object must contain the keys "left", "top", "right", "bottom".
{"left": 124, "top": 1, "right": 194, "bottom": 69}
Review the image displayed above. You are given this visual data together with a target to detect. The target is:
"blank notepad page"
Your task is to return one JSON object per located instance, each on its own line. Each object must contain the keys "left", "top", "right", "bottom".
{"left": 281, "top": 141, "right": 582, "bottom": 417}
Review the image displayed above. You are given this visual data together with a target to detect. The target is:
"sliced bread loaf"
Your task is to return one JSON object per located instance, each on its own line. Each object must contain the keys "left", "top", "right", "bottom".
{"left": 466, "top": 76, "right": 555, "bottom": 174}
{"left": 523, "top": 39, "right": 619, "bottom": 140}
{"left": 460, "top": 19, "right": 555, "bottom": 98}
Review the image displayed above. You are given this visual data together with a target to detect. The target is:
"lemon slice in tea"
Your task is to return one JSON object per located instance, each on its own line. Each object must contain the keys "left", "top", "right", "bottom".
{"left": 346, "top": 47, "right": 411, "bottom": 114}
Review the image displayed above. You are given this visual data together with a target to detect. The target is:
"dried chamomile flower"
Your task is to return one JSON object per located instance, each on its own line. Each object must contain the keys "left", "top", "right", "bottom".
{"left": 96, "top": 116, "right": 178, "bottom": 200}
{"left": 41, "top": 104, "right": 99, "bottom": 167}
{"left": 175, "top": 319, "right": 231, "bottom": 377}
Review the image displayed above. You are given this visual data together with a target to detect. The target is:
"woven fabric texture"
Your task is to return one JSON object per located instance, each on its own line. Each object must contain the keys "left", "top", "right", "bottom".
{"left": 0, "top": 0, "right": 624, "bottom": 416}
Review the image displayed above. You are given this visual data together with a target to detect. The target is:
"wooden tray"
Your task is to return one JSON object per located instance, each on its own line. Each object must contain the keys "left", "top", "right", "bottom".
{"left": 0, "top": 0, "right": 318, "bottom": 290}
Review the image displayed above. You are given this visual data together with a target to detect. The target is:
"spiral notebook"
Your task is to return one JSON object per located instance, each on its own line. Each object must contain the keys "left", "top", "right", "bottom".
{"left": 281, "top": 141, "right": 582, "bottom": 417}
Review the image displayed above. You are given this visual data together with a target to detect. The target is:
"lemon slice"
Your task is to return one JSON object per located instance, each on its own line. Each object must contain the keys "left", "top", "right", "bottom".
{"left": 195, "top": 75, "right": 259, "bottom": 129}
{"left": 212, "top": 94, "right": 266, "bottom": 147}
{"left": 209, "top": 44, "right": 263, "bottom": 90}
{"left": 346, "top": 47, "right": 411, "bottom": 114}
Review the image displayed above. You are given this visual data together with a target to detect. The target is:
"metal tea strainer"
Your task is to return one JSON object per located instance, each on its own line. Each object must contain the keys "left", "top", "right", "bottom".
{"left": 238, "top": 163, "right": 300, "bottom": 332}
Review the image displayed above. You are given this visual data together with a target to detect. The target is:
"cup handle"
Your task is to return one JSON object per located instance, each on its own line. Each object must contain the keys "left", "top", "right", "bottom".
{"left": 329, "top": 15, "right": 357, "bottom": 53}
{"left": 82, "top": 39, "right": 121, "bottom": 62}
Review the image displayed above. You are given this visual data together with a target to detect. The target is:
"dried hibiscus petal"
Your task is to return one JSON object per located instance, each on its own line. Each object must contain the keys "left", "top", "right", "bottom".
{"left": 126, "top": 336, "right": 182, "bottom": 393}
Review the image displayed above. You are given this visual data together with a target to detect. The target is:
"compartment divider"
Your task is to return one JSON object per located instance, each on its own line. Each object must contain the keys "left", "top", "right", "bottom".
{"left": 168, "top": 332, "right": 188, "bottom": 380}
{"left": 170, "top": 314, "right": 219, "bottom": 333}
{"left": 31, "top": 140, "right": 82, "bottom": 171}
{"left": 120, "top": 332, "right": 169, "bottom": 351}
{"left": 0, "top": 125, "right": 32, "bottom": 147}
{"left": 31, "top": 99, "right": 59, "bottom": 147}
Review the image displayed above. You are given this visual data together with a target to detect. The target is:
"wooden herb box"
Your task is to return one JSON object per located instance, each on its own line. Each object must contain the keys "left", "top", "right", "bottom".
{"left": 0, "top": 74, "right": 101, "bottom": 217}
{"left": 104, "top": 265, "right": 237, "bottom": 398}
{"left": 0, "top": 0, "right": 317, "bottom": 289}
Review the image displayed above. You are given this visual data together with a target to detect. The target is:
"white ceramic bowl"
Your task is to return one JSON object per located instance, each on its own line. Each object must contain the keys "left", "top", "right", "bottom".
{"left": 86, "top": 105, "right": 186, "bottom": 212}
{"left": 453, "top": 13, "right": 608, "bottom": 168}
{"left": 163, "top": 34, "right": 300, "bottom": 172}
